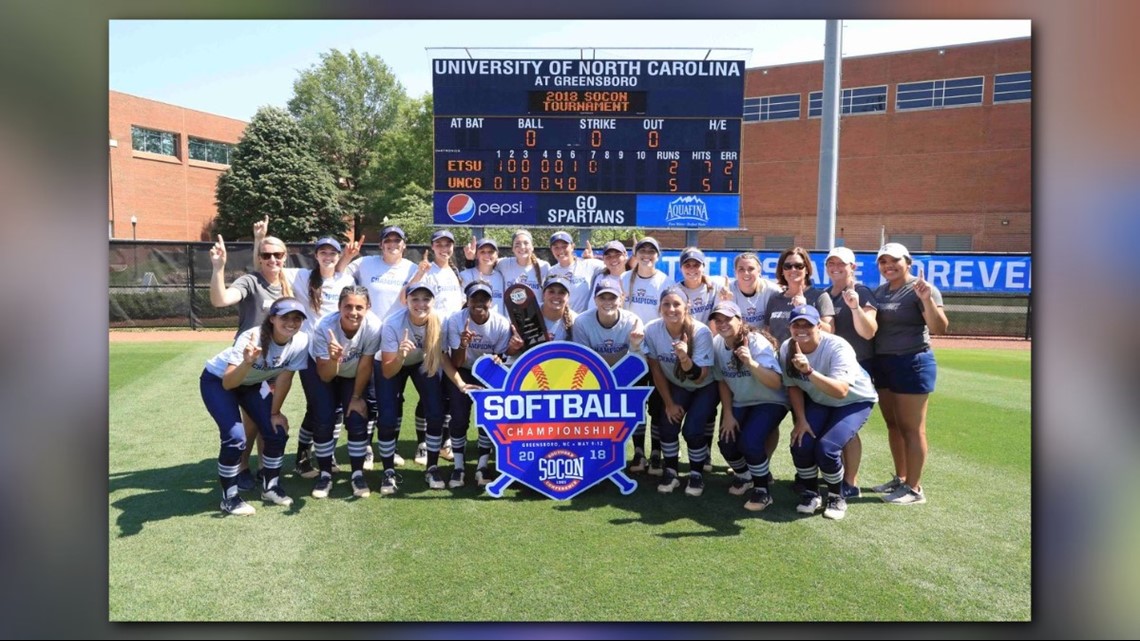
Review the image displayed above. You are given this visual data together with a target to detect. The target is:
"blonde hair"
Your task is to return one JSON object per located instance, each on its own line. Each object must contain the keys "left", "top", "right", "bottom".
{"left": 259, "top": 237, "right": 293, "bottom": 298}
{"left": 420, "top": 311, "right": 444, "bottom": 377}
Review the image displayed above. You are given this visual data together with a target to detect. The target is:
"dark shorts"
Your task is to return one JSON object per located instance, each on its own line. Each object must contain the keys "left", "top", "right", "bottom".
{"left": 872, "top": 349, "right": 937, "bottom": 395}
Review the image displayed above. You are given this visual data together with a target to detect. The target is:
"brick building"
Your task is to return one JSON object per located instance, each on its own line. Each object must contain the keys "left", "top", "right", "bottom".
{"left": 108, "top": 90, "right": 246, "bottom": 241}
{"left": 109, "top": 37, "right": 1030, "bottom": 251}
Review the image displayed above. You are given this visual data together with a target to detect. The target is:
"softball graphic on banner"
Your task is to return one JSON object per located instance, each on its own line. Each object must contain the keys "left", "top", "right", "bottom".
{"left": 469, "top": 341, "right": 650, "bottom": 500}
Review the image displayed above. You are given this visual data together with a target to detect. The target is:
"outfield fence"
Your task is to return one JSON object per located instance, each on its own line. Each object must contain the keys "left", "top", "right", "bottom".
{"left": 109, "top": 240, "right": 1031, "bottom": 339}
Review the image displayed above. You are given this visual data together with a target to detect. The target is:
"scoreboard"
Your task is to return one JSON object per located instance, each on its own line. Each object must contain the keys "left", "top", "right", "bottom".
{"left": 432, "top": 59, "right": 745, "bottom": 229}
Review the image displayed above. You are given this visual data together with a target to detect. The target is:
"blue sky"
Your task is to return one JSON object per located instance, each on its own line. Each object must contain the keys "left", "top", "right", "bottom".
{"left": 109, "top": 19, "right": 1030, "bottom": 122}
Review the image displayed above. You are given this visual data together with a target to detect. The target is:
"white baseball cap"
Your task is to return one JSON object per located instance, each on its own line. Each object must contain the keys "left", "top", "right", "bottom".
{"left": 826, "top": 246, "right": 856, "bottom": 264}
{"left": 876, "top": 242, "right": 910, "bottom": 260}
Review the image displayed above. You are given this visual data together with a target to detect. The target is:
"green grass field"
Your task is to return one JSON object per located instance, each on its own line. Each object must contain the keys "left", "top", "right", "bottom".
{"left": 109, "top": 339, "right": 1030, "bottom": 621}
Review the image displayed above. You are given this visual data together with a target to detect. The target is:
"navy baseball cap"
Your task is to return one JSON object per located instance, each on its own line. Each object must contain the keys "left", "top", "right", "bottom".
{"left": 269, "top": 298, "right": 308, "bottom": 318}
{"left": 710, "top": 301, "right": 741, "bottom": 319}
{"left": 635, "top": 237, "right": 661, "bottom": 254}
{"left": 431, "top": 229, "right": 455, "bottom": 244}
{"left": 476, "top": 237, "right": 498, "bottom": 251}
{"left": 405, "top": 282, "right": 436, "bottom": 298}
{"left": 464, "top": 280, "right": 493, "bottom": 298}
{"left": 593, "top": 277, "right": 623, "bottom": 298}
{"left": 549, "top": 231, "right": 573, "bottom": 246}
{"left": 789, "top": 305, "right": 821, "bottom": 325}
{"left": 602, "top": 240, "right": 627, "bottom": 255}
{"left": 381, "top": 225, "right": 407, "bottom": 241}
{"left": 680, "top": 248, "right": 707, "bottom": 266}
{"left": 543, "top": 275, "right": 571, "bottom": 292}
{"left": 314, "top": 237, "right": 342, "bottom": 252}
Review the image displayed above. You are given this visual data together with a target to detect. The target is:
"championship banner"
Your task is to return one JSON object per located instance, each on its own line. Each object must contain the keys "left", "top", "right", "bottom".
{"left": 469, "top": 341, "right": 651, "bottom": 500}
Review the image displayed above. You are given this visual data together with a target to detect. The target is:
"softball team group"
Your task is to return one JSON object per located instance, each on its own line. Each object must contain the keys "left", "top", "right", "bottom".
{"left": 201, "top": 220, "right": 947, "bottom": 520}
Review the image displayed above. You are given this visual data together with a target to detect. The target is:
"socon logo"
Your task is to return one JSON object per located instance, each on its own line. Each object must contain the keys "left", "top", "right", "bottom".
{"left": 446, "top": 193, "right": 476, "bottom": 223}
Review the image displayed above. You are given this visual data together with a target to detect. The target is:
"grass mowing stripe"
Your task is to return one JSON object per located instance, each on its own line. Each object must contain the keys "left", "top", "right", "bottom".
{"left": 935, "top": 366, "right": 1031, "bottom": 412}
{"left": 109, "top": 342, "right": 1029, "bottom": 621}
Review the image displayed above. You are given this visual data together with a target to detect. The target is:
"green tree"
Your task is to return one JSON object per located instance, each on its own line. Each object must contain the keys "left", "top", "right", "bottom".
{"left": 288, "top": 49, "right": 406, "bottom": 233}
{"left": 213, "top": 106, "right": 345, "bottom": 242}
{"left": 369, "top": 93, "right": 434, "bottom": 223}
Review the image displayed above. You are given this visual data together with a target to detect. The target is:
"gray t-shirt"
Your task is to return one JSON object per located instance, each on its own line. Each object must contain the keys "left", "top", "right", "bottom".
{"left": 712, "top": 332, "right": 789, "bottom": 408}
{"left": 541, "top": 307, "right": 578, "bottom": 342}
{"left": 572, "top": 309, "right": 644, "bottom": 363}
{"left": 426, "top": 263, "right": 464, "bottom": 320}
{"left": 230, "top": 272, "right": 282, "bottom": 336}
{"left": 621, "top": 270, "right": 671, "bottom": 324}
{"left": 679, "top": 277, "right": 729, "bottom": 324}
{"left": 204, "top": 327, "right": 309, "bottom": 385}
{"left": 378, "top": 308, "right": 430, "bottom": 368}
{"left": 873, "top": 279, "right": 944, "bottom": 355}
{"left": 444, "top": 308, "right": 512, "bottom": 369}
{"left": 779, "top": 333, "right": 878, "bottom": 407}
{"left": 728, "top": 278, "right": 778, "bottom": 329}
{"left": 289, "top": 268, "right": 356, "bottom": 335}
{"left": 643, "top": 318, "right": 715, "bottom": 390}
{"left": 345, "top": 256, "right": 417, "bottom": 321}
{"left": 496, "top": 257, "right": 551, "bottom": 298}
{"left": 309, "top": 310, "right": 383, "bottom": 380}
{"left": 827, "top": 284, "right": 879, "bottom": 362}
{"left": 548, "top": 258, "right": 606, "bottom": 313}
{"left": 764, "top": 286, "right": 836, "bottom": 344}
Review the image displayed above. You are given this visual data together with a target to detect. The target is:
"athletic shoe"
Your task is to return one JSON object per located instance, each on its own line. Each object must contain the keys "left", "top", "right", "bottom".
{"left": 294, "top": 449, "right": 318, "bottom": 479}
{"left": 840, "top": 481, "right": 862, "bottom": 499}
{"left": 261, "top": 484, "right": 294, "bottom": 507}
{"left": 647, "top": 450, "right": 663, "bottom": 477}
{"left": 311, "top": 474, "right": 333, "bottom": 499}
{"left": 440, "top": 439, "right": 455, "bottom": 461}
{"left": 362, "top": 447, "right": 375, "bottom": 471}
{"left": 657, "top": 469, "right": 681, "bottom": 493}
{"left": 329, "top": 457, "right": 341, "bottom": 474}
{"left": 392, "top": 452, "right": 405, "bottom": 467}
{"left": 475, "top": 467, "right": 497, "bottom": 486}
{"left": 220, "top": 495, "right": 255, "bottom": 515}
{"left": 351, "top": 474, "right": 371, "bottom": 498}
{"left": 380, "top": 469, "right": 401, "bottom": 495}
{"left": 883, "top": 484, "right": 926, "bottom": 505}
{"left": 871, "top": 475, "right": 903, "bottom": 494}
{"left": 743, "top": 487, "right": 773, "bottom": 512}
{"left": 684, "top": 472, "right": 705, "bottom": 497}
{"left": 728, "top": 475, "right": 754, "bottom": 496}
{"left": 448, "top": 469, "right": 465, "bottom": 489}
{"left": 796, "top": 491, "right": 822, "bottom": 514}
{"left": 628, "top": 453, "right": 649, "bottom": 473}
{"left": 823, "top": 494, "right": 848, "bottom": 520}
{"left": 425, "top": 466, "right": 445, "bottom": 490}
{"left": 413, "top": 442, "right": 428, "bottom": 466}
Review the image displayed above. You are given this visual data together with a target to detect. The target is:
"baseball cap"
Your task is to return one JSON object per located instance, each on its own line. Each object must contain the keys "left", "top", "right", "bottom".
{"left": 825, "top": 246, "right": 856, "bottom": 265}
{"left": 593, "top": 277, "right": 623, "bottom": 298}
{"left": 680, "top": 248, "right": 707, "bottom": 266}
{"left": 313, "top": 237, "right": 342, "bottom": 253}
{"left": 269, "top": 298, "right": 308, "bottom": 318}
{"left": 602, "top": 240, "right": 627, "bottom": 256}
{"left": 710, "top": 301, "right": 741, "bottom": 319}
{"left": 405, "top": 282, "right": 436, "bottom": 298}
{"left": 543, "top": 275, "right": 571, "bottom": 292}
{"left": 431, "top": 229, "right": 455, "bottom": 244}
{"left": 380, "top": 225, "right": 406, "bottom": 241}
{"left": 634, "top": 237, "right": 661, "bottom": 254}
{"left": 549, "top": 231, "right": 573, "bottom": 246}
{"left": 789, "top": 304, "right": 821, "bottom": 326}
{"left": 476, "top": 237, "right": 498, "bottom": 251}
{"left": 464, "top": 280, "right": 493, "bottom": 299}
{"left": 876, "top": 242, "right": 910, "bottom": 260}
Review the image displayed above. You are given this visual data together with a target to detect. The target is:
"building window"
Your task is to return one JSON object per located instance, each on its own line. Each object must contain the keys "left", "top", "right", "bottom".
{"left": 764, "top": 235, "right": 795, "bottom": 250}
{"left": 808, "top": 85, "right": 888, "bottom": 117}
{"left": 994, "top": 71, "right": 1031, "bottom": 103}
{"left": 935, "top": 234, "right": 973, "bottom": 251}
{"left": 189, "top": 137, "right": 234, "bottom": 165}
{"left": 888, "top": 234, "right": 923, "bottom": 251}
{"left": 743, "top": 93, "right": 800, "bottom": 123}
{"left": 723, "top": 235, "right": 754, "bottom": 250}
{"left": 896, "top": 76, "right": 984, "bottom": 111}
{"left": 131, "top": 125, "right": 179, "bottom": 157}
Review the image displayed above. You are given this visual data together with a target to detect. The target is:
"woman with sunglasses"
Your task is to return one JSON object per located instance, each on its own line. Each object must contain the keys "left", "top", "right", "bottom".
{"left": 643, "top": 287, "right": 717, "bottom": 496}
{"left": 200, "top": 297, "right": 310, "bottom": 515}
{"left": 621, "top": 237, "right": 672, "bottom": 475}
{"left": 869, "top": 243, "right": 948, "bottom": 506}
{"left": 547, "top": 231, "right": 606, "bottom": 313}
{"left": 763, "top": 246, "right": 835, "bottom": 344}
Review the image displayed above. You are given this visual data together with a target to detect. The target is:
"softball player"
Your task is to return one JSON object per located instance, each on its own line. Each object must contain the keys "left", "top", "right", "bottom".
{"left": 725, "top": 252, "right": 778, "bottom": 330}
{"left": 495, "top": 229, "right": 550, "bottom": 297}
{"left": 780, "top": 305, "right": 878, "bottom": 520}
{"left": 547, "top": 230, "right": 606, "bottom": 313}
{"left": 200, "top": 297, "right": 310, "bottom": 515}
{"left": 539, "top": 275, "right": 578, "bottom": 341}
{"left": 459, "top": 237, "right": 507, "bottom": 316}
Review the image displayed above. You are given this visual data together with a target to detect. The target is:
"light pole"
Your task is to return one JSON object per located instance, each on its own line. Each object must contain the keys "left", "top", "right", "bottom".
{"left": 130, "top": 215, "right": 138, "bottom": 281}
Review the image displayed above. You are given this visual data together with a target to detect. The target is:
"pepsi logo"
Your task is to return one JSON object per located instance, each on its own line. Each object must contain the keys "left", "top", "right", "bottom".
{"left": 447, "top": 193, "right": 476, "bottom": 223}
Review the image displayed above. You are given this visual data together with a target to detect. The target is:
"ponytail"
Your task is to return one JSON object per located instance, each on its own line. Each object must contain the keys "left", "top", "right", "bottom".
{"left": 307, "top": 269, "right": 323, "bottom": 313}
{"left": 420, "top": 311, "right": 443, "bottom": 377}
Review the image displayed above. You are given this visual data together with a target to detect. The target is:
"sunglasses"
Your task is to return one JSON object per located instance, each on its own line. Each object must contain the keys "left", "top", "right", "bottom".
{"left": 783, "top": 262, "right": 807, "bottom": 270}
{"left": 260, "top": 252, "right": 285, "bottom": 260}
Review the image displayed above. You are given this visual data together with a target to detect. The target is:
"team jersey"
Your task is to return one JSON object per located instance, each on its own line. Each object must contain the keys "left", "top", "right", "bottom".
{"left": 873, "top": 279, "right": 944, "bottom": 355}
{"left": 547, "top": 258, "right": 606, "bottom": 312}
{"left": 642, "top": 318, "right": 715, "bottom": 391}
{"left": 572, "top": 309, "right": 644, "bottom": 362}
{"left": 378, "top": 308, "right": 433, "bottom": 368}
{"left": 425, "top": 263, "right": 464, "bottom": 319}
{"left": 779, "top": 333, "right": 878, "bottom": 407}
{"left": 712, "top": 332, "right": 788, "bottom": 408}
{"left": 444, "top": 308, "right": 513, "bottom": 369}
{"left": 541, "top": 307, "right": 578, "bottom": 341}
{"left": 344, "top": 256, "right": 417, "bottom": 320}
{"left": 620, "top": 270, "right": 671, "bottom": 324}
{"left": 204, "top": 327, "right": 309, "bottom": 384}
{"left": 496, "top": 257, "right": 550, "bottom": 298}
{"left": 727, "top": 278, "right": 778, "bottom": 329}
{"left": 289, "top": 268, "right": 356, "bottom": 335}
{"left": 309, "top": 310, "right": 383, "bottom": 380}
{"left": 678, "top": 277, "right": 729, "bottom": 324}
